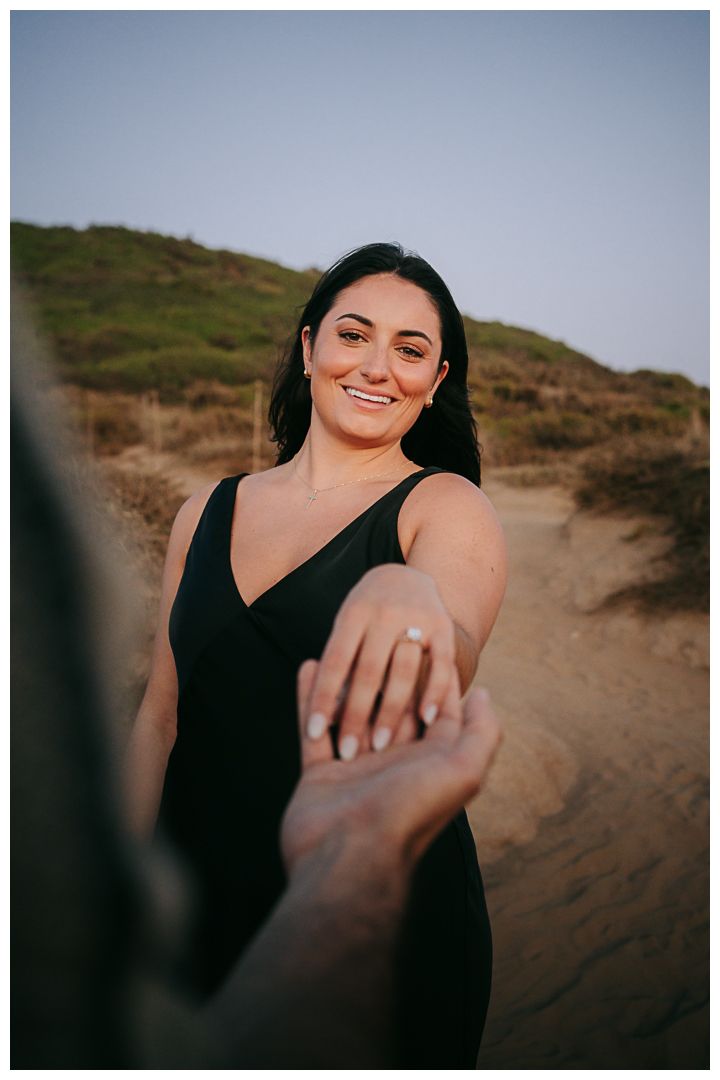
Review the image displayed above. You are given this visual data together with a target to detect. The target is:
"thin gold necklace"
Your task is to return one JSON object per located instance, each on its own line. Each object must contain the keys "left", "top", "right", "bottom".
{"left": 293, "top": 455, "right": 414, "bottom": 509}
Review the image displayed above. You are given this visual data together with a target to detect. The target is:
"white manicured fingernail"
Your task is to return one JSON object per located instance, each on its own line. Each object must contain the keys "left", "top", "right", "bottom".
{"left": 307, "top": 712, "right": 328, "bottom": 740}
{"left": 423, "top": 704, "right": 438, "bottom": 726}
{"left": 339, "top": 735, "right": 359, "bottom": 761}
{"left": 372, "top": 726, "right": 391, "bottom": 751}
{"left": 477, "top": 687, "right": 490, "bottom": 703}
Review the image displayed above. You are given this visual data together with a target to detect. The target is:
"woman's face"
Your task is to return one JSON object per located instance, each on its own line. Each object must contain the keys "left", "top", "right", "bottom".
{"left": 302, "top": 274, "right": 449, "bottom": 450}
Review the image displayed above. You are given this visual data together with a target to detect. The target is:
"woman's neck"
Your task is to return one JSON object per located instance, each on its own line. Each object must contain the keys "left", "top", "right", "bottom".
{"left": 294, "top": 427, "right": 410, "bottom": 491}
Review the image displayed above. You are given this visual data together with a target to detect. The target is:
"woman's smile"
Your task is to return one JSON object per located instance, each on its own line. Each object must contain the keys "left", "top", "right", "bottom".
{"left": 342, "top": 384, "right": 396, "bottom": 408}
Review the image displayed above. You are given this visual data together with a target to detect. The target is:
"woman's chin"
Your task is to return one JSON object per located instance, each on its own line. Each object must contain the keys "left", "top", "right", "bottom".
{"left": 334, "top": 417, "right": 397, "bottom": 447}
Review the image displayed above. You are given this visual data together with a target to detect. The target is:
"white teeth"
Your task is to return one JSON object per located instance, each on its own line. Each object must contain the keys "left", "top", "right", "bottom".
{"left": 344, "top": 386, "right": 392, "bottom": 405}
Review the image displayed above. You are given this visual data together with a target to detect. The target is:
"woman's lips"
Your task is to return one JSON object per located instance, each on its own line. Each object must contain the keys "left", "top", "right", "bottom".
{"left": 342, "top": 385, "right": 395, "bottom": 408}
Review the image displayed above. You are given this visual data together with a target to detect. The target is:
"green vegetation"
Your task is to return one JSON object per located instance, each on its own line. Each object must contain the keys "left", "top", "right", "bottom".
{"left": 464, "top": 324, "right": 707, "bottom": 467}
{"left": 11, "top": 221, "right": 320, "bottom": 392}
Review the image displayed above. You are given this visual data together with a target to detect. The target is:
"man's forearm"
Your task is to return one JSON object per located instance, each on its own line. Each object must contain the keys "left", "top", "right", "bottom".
{"left": 202, "top": 833, "right": 408, "bottom": 1069}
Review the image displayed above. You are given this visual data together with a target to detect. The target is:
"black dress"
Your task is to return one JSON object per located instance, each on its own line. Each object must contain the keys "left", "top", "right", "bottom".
{"left": 161, "top": 468, "right": 492, "bottom": 1068}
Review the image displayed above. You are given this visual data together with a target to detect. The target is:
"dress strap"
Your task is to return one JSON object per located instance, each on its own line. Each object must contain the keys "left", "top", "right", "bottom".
{"left": 361, "top": 466, "right": 447, "bottom": 565}
{"left": 369, "top": 465, "right": 446, "bottom": 516}
{"left": 191, "top": 473, "right": 247, "bottom": 559}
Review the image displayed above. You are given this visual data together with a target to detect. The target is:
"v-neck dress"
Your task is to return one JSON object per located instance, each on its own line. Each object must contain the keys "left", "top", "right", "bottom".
{"left": 160, "top": 467, "right": 493, "bottom": 1068}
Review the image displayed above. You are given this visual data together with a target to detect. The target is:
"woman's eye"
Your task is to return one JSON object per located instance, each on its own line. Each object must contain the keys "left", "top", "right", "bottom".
{"left": 398, "top": 345, "right": 423, "bottom": 359}
{"left": 339, "top": 330, "right": 364, "bottom": 342}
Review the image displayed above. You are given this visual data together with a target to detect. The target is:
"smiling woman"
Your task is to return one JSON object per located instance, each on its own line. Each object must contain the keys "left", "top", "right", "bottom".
{"left": 303, "top": 278, "right": 448, "bottom": 441}
{"left": 124, "top": 243, "right": 507, "bottom": 1067}
{"left": 271, "top": 242, "right": 483, "bottom": 483}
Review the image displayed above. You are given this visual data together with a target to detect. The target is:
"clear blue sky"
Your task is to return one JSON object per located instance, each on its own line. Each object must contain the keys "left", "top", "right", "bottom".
{"left": 11, "top": 10, "right": 709, "bottom": 384}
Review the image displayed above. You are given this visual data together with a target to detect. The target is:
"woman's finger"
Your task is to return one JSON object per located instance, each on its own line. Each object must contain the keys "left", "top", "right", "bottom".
{"left": 423, "top": 665, "right": 463, "bottom": 744}
{"left": 393, "top": 708, "right": 421, "bottom": 746}
{"left": 370, "top": 641, "right": 424, "bottom": 750}
{"left": 296, "top": 658, "right": 316, "bottom": 728}
{"left": 305, "top": 610, "right": 366, "bottom": 743}
{"left": 335, "top": 626, "right": 399, "bottom": 760}
{"left": 296, "top": 659, "right": 334, "bottom": 768}
{"left": 417, "top": 627, "right": 456, "bottom": 726}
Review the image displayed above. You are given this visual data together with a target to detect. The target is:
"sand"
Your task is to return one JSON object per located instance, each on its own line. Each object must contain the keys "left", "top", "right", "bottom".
{"left": 468, "top": 477, "right": 709, "bottom": 1070}
{"left": 106, "top": 449, "right": 709, "bottom": 1068}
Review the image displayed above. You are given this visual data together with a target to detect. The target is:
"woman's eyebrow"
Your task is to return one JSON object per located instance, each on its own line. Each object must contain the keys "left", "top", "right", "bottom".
{"left": 336, "top": 313, "right": 433, "bottom": 346}
{"left": 335, "top": 313, "right": 373, "bottom": 327}
{"left": 398, "top": 329, "right": 433, "bottom": 346}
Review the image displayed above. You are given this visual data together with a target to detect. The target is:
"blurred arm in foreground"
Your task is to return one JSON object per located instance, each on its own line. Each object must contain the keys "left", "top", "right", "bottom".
{"left": 11, "top": 289, "right": 501, "bottom": 1068}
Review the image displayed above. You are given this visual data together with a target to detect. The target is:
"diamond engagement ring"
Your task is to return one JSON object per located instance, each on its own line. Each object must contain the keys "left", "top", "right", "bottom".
{"left": 397, "top": 626, "right": 426, "bottom": 648}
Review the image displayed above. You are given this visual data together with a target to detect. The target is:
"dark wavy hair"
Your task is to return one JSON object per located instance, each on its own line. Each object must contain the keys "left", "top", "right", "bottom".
{"left": 268, "top": 242, "right": 481, "bottom": 486}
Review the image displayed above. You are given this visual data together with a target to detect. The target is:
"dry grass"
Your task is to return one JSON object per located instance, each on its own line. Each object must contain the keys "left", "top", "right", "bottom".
{"left": 61, "top": 380, "right": 258, "bottom": 463}
{"left": 485, "top": 462, "right": 581, "bottom": 488}
{"left": 101, "top": 465, "right": 187, "bottom": 572}
{"left": 478, "top": 405, "right": 693, "bottom": 467}
{"left": 90, "top": 463, "right": 187, "bottom": 722}
{"left": 572, "top": 434, "right": 710, "bottom": 612}
{"left": 57, "top": 384, "right": 709, "bottom": 616}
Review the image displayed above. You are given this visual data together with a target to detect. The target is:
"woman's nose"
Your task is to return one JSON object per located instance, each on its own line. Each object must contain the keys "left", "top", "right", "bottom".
{"left": 359, "top": 343, "right": 391, "bottom": 382}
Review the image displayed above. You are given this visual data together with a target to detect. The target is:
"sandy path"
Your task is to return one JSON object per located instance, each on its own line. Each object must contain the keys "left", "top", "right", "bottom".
{"left": 468, "top": 478, "right": 709, "bottom": 1069}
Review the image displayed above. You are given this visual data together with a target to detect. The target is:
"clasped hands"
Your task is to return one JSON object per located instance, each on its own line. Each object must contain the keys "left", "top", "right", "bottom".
{"left": 282, "top": 561, "right": 503, "bottom": 879}
{"left": 304, "top": 564, "right": 458, "bottom": 761}
{"left": 282, "top": 654, "right": 502, "bottom": 880}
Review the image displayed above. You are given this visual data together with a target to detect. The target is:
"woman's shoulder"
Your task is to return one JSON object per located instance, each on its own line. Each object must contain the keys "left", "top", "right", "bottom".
{"left": 410, "top": 468, "right": 494, "bottom": 511}
{"left": 167, "top": 477, "right": 227, "bottom": 555}
{"left": 400, "top": 468, "right": 502, "bottom": 543}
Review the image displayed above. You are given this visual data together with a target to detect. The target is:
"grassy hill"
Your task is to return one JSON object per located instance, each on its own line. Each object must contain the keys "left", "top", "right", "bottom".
{"left": 12, "top": 221, "right": 707, "bottom": 458}
{"left": 11, "top": 220, "right": 321, "bottom": 391}
{"left": 12, "top": 220, "right": 703, "bottom": 401}
{"left": 12, "top": 222, "right": 708, "bottom": 610}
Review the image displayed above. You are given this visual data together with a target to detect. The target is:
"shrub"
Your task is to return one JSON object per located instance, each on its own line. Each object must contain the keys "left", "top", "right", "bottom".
{"left": 183, "top": 380, "right": 247, "bottom": 408}
{"left": 89, "top": 400, "right": 143, "bottom": 455}
{"left": 630, "top": 369, "right": 697, "bottom": 393}
{"left": 70, "top": 347, "right": 268, "bottom": 392}
{"left": 55, "top": 325, "right": 202, "bottom": 366}
{"left": 604, "top": 408, "right": 686, "bottom": 437}
{"left": 574, "top": 436, "right": 709, "bottom": 611}
{"left": 159, "top": 403, "right": 252, "bottom": 452}
{"left": 491, "top": 411, "right": 606, "bottom": 462}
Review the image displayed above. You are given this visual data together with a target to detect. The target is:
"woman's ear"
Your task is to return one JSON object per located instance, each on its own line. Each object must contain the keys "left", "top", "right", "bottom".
{"left": 432, "top": 360, "right": 450, "bottom": 395}
{"left": 301, "top": 326, "right": 312, "bottom": 372}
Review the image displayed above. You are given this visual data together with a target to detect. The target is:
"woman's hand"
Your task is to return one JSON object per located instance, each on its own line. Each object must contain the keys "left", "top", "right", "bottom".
{"left": 304, "top": 564, "right": 457, "bottom": 761}
{"left": 284, "top": 659, "right": 502, "bottom": 874}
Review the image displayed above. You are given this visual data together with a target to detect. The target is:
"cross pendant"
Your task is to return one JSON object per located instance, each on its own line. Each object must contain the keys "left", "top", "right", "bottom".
{"left": 305, "top": 490, "right": 318, "bottom": 509}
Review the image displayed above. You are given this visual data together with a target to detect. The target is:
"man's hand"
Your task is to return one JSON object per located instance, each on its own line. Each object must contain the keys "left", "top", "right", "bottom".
{"left": 282, "top": 659, "right": 503, "bottom": 880}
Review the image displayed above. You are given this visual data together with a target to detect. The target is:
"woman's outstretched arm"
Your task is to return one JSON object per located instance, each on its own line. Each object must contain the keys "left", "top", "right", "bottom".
{"left": 122, "top": 484, "right": 217, "bottom": 839}
{"left": 305, "top": 473, "right": 507, "bottom": 758}
{"left": 403, "top": 472, "right": 508, "bottom": 691}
